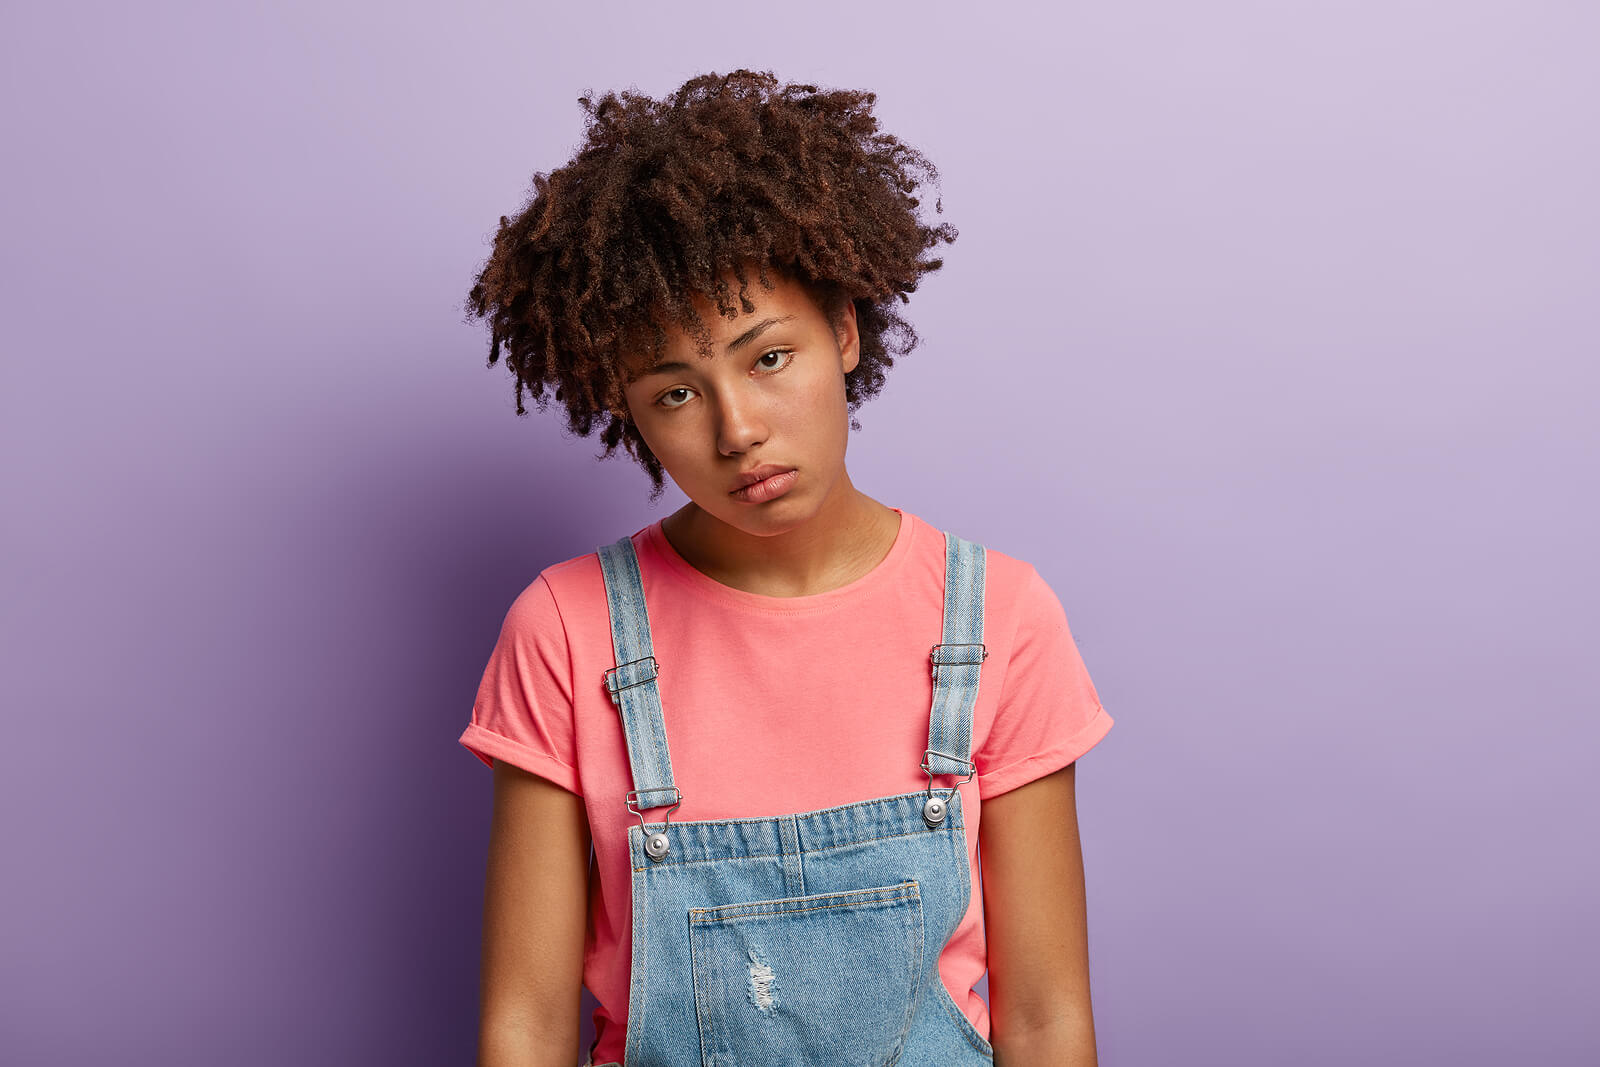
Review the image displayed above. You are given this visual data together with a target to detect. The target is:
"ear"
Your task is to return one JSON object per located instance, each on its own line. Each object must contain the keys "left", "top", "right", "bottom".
{"left": 836, "top": 298, "right": 861, "bottom": 374}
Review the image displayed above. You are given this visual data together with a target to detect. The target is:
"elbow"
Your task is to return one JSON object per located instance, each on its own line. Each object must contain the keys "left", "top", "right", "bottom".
{"left": 991, "top": 1008, "right": 1099, "bottom": 1067}
{"left": 477, "top": 1016, "right": 579, "bottom": 1067}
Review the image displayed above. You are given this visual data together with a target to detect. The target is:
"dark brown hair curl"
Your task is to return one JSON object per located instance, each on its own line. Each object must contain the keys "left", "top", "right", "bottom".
{"left": 462, "top": 68, "right": 957, "bottom": 496}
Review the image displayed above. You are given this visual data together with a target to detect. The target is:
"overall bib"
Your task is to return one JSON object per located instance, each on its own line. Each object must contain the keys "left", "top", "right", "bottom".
{"left": 587, "top": 529, "right": 996, "bottom": 1067}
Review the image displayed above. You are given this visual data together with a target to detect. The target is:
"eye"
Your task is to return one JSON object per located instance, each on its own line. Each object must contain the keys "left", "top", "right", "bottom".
{"left": 656, "top": 387, "right": 695, "bottom": 410}
{"left": 755, "top": 348, "right": 793, "bottom": 372}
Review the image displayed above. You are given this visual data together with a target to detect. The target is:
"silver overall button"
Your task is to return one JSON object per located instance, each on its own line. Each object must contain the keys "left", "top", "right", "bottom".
{"left": 626, "top": 786, "right": 682, "bottom": 862}
{"left": 922, "top": 796, "right": 947, "bottom": 827}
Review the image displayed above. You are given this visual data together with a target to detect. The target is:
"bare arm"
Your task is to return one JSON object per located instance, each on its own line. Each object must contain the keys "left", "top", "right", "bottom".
{"left": 979, "top": 761, "right": 1099, "bottom": 1066}
{"left": 478, "top": 759, "right": 591, "bottom": 1067}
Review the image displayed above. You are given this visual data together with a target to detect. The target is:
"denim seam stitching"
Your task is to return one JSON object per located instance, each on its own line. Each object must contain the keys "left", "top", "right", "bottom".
{"left": 631, "top": 825, "right": 960, "bottom": 872}
{"left": 932, "top": 978, "right": 995, "bottom": 1057}
{"left": 688, "top": 889, "right": 920, "bottom": 923}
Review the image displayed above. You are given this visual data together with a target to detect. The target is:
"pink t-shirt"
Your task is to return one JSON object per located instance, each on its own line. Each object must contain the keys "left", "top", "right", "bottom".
{"left": 459, "top": 507, "right": 1112, "bottom": 1063}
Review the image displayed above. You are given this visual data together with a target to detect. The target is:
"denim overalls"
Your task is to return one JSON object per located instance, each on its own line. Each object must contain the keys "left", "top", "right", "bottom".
{"left": 586, "top": 529, "right": 996, "bottom": 1067}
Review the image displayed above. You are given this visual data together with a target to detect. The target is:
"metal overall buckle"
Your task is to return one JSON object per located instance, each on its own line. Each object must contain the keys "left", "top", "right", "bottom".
{"left": 602, "top": 655, "right": 659, "bottom": 705}
{"left": 922, "top": 642, "right": 984, "bottom": 827}
{"left": 920, "top": 747, "right": 975, "bottom": 828}
{"left": 626, "top": 787, "right": 682, "bottom": 861}
{"left": 606, "top": 655, "right": 681, "bottom": 861}
{"left": 929, "top": 642, "right": 988, "bottom": 678}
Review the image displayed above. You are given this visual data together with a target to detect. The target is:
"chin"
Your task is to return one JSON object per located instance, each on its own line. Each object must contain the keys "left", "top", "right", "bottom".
{"left": 695, "top": 493, "right": 815, "bottom": 537}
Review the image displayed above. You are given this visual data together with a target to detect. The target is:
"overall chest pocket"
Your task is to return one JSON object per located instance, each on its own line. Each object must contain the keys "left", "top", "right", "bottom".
{"left": 686, "top": 879, "right": 924, "bottom": 1067}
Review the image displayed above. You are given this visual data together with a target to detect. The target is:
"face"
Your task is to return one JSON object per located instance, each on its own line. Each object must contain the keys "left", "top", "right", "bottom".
{"left": 618, "top": 270, "right": 861, "bottom": 538}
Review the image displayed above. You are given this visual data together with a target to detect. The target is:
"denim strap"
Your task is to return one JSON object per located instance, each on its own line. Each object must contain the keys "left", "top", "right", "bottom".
{"left": 596, "top": 535, "right": 680, "bottom": 810}
{"left": 925, "top": 531, "right": 987, "bottom": 778}
{"left": 598, "top": 527, "right": 985, "bottom": 802}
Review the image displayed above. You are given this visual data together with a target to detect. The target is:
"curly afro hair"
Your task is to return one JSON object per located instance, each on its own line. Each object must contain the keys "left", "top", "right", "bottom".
{"left": 463, "top": 68, "right": 958, "bottom": 497}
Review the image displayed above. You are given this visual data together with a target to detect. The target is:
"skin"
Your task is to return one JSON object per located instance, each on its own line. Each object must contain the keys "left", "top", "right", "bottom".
{"left": 982, "top": 762, "right": 1100, "bottom": 1065}
{"left": 614, "top": 267, "right": 900, "bottom": 596}
{"left": 476, "top": 266, "right": 1098, "bottom": 1065}
{"left": 478, "top": 763, "right": 589, "bottom": 1067}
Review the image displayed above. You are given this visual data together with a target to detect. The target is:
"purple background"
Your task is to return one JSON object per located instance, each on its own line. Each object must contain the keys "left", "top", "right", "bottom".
{"left": 3, "top": 1, "right": 1595, "bottom": 1063}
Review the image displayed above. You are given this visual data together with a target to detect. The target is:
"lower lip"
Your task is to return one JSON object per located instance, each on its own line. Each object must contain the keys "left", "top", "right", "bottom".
{"left": 730, "top": 469, "right": 799, "bottom": 503}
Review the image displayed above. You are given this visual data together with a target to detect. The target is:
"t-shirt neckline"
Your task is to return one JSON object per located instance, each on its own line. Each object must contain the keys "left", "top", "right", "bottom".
{"left": 640, "top": 506, "right": 915, "bottom": 613}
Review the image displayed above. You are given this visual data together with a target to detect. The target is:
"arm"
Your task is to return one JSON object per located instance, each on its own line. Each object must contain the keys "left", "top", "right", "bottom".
{"left": 979, "top": 761, "right": 1099, "bottom": 1066}
{"left": 477, "top": 759, "right": 591, "bottom": 1067}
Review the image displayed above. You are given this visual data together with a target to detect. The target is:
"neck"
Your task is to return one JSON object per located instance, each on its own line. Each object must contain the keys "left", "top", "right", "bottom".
{"left": 661, "top": 471, "right": 900, "bottom": 598}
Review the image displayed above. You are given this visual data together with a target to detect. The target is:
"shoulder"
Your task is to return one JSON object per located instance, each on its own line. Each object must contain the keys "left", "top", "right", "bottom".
{"left": 929, "top": 523, "right": 1057, "bottom": 621}
{"left": 897, "top": 515, "right": 1064, "bottom": 641}
{"left": 978, "top": 541, "right": 1046, "bottom": 600}
{"left": 501, "top": 524, "right": 661, "bottom": 640}
{"left": 492, "top": 536, "right": 606, "bottom": 635}
{"left": 895, "top": 512, "right": 1050, "bottom": 601}
{"left": 983, "top": 548, "right": 1069, "bottom": 668}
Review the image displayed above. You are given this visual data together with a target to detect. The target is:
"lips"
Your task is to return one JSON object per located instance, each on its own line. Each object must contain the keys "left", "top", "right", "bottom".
{"left": 728, "top": 466, "right": 800, "bottom": 504}
{"left": 730, "top": 464, "right": 796, "bottom": 492}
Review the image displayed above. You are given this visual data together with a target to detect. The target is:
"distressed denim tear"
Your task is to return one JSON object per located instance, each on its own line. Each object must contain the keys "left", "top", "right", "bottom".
{"left": 746, "top": 947, "right": 778, "bottom": 1013}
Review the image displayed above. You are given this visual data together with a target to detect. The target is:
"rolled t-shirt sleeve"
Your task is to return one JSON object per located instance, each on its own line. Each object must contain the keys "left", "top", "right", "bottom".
{"left": 976, "top": 564, "right": 1113, "bottom": 799}
{"left": 458, "top": 573, "right": 582, "bottom": 796}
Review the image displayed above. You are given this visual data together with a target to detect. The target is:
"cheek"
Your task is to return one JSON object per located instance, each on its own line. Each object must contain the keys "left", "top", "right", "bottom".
{"left": 639, "top": 423, "right": 691, "bottom": 468}
{"left": 801, "top": 371, "right": 851, "bottom": 440}
{"left": 765, "top": 383, "right": 821, "bottom": 432}
{"left": 635, "top": 416, "right": 717, "bottom": 488}
{"left": 627, "top": 416, "right": 674, "bottom": 464}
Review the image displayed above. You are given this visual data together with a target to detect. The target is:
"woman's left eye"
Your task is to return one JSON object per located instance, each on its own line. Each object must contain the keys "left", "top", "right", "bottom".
{"left": 756, "top": 348, "right": 793, "bottom": 372}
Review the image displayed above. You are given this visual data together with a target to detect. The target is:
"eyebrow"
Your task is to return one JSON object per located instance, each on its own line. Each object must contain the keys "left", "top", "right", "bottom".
{"left": 624, "top": 315, "right": 797, "bottom": 385}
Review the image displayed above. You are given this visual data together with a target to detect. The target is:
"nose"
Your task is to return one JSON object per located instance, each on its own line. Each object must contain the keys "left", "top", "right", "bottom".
{"left": 714, "top": 385, "right": 768, "bottom": 456}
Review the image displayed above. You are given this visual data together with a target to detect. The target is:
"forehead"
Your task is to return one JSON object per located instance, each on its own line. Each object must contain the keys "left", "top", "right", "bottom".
{"left": 685, "top": 269, "right": 818, "bottom": 335}
{"left": 621, "top": 269, "right": 823, "bottom": 377}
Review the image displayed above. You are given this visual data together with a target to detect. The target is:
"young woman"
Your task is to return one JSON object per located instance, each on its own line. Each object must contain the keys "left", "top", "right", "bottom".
{"left": 458, "top": 70, "right": 1113, "bottom": 1067}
